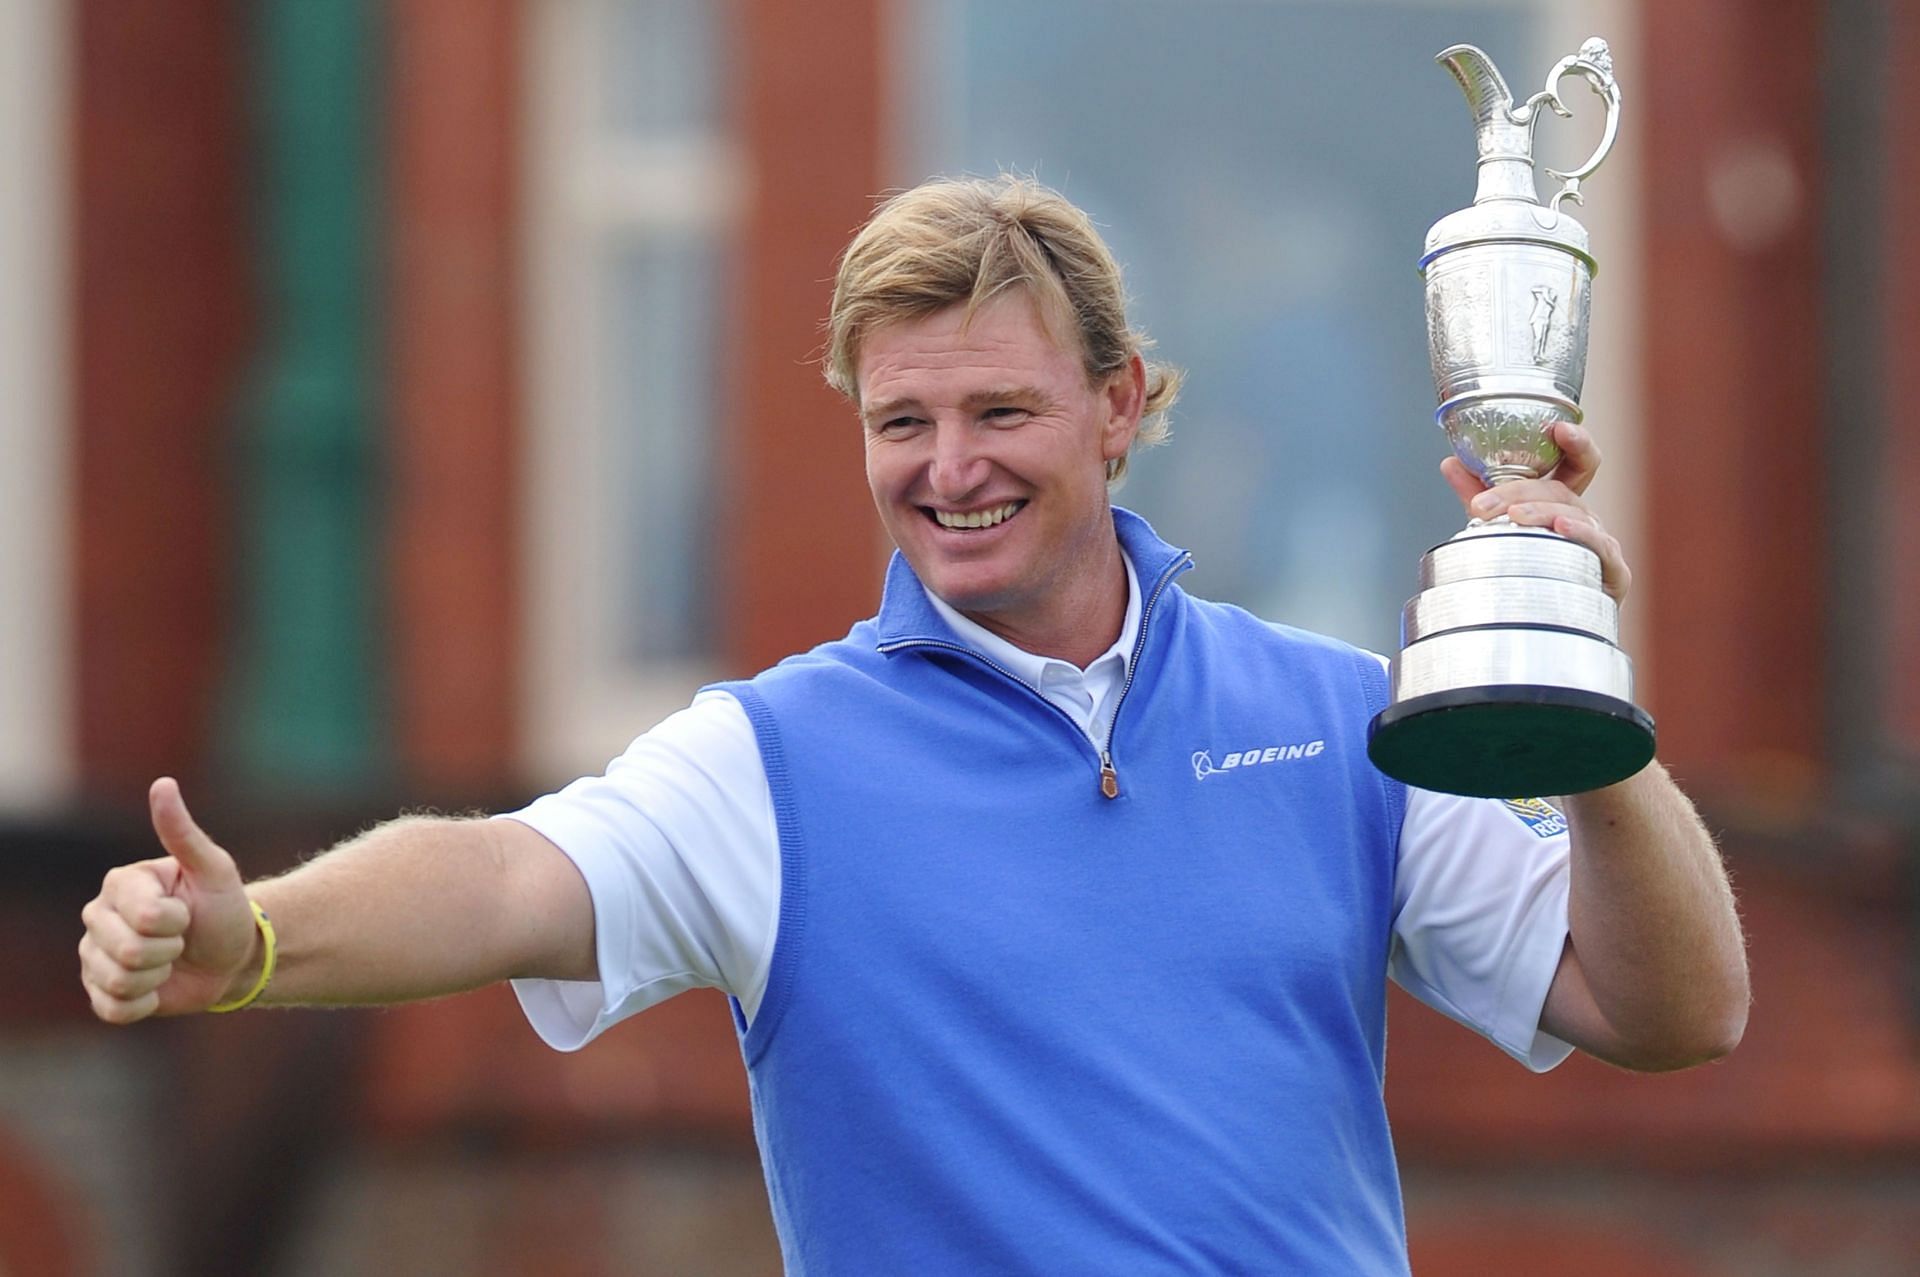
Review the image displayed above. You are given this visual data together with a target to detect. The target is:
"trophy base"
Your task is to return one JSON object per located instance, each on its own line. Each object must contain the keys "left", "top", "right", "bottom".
{"left": 1368, "top": 684, "right": 1656, "bottom": 798}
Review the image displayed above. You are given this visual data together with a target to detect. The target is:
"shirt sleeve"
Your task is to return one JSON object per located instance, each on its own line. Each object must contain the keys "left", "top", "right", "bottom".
{"left": 502, "top": 689, "right": 780, "bottom": 1052}
{"left": 1387, "top": 786, "right": 1576, "bottom": 1072}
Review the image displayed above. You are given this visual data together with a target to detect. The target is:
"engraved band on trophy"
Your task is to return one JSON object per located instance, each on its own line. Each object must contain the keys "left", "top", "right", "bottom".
{"left": 1366, "top": 38, "right": 1656, "bottom": 798}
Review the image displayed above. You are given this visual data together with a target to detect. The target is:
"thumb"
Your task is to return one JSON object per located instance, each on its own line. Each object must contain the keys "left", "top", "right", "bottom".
{"left": 1547, "top": 420, "right": 1602, "bottom": 495}
{"left": 149, "top": 777, "right": 240, "bottom": 888}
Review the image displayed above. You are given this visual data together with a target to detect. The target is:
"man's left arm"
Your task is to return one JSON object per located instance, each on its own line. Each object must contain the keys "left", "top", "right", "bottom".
{"left": 1541, "top": 765, "right": 1748, "bottom": 1069}
{"left": 1443, "top": 420, "right": 1749, "bottom": 1072}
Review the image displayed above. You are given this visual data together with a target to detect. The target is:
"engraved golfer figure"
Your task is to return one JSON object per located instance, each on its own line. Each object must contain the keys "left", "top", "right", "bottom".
{"left": 1529, "top": 285, "right": 1558, "bottom": 363}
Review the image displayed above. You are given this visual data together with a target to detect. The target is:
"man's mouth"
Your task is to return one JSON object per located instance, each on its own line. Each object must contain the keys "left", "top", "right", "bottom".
{"left": 925, "top": 500, "right": 1026, "bottom": 531}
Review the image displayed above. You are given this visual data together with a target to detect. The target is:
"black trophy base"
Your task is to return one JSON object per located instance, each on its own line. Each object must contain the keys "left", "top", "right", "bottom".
{"left": 1368, "top": 684, "right": 1657, "bottom": 798}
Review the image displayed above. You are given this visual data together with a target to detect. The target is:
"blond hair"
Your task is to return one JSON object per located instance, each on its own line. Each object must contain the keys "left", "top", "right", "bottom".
{"left": 825, "top": 174, "right": 1181, "bottom": 484}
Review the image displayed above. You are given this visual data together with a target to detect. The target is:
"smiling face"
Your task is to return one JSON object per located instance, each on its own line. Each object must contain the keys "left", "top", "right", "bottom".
{"left": 857, "top": 289, "right": 1144, "bottom": 661}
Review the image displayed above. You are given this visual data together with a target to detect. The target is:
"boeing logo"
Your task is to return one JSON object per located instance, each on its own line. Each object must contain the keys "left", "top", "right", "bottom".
{"left": 1192, "top": 740, "right": 1326, "bottom": 780}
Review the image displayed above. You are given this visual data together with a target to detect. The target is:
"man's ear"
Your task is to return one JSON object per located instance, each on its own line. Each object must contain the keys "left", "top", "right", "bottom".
{"left": 1100, "top": 353, "right": 1148, "bottom": 462}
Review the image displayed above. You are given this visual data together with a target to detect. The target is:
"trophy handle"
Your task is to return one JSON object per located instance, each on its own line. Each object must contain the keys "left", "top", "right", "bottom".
{"left": 1515, "top": 37, "right": 1622, "bottom": 213}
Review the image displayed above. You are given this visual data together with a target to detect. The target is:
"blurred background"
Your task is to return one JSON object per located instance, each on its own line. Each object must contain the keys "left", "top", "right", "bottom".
{"left": 1, "top": 0, "right": 1914, "bottom": 1273}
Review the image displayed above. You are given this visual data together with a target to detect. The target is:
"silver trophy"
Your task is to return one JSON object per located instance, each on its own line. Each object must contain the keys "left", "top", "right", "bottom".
{"left": 1367, "top": 38, "right": 1655, "bottom": 798}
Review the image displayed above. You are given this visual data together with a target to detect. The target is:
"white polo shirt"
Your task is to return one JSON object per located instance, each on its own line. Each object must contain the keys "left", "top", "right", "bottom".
{"left": 508, "top": 552, "right": 1576, "bottom": 1072}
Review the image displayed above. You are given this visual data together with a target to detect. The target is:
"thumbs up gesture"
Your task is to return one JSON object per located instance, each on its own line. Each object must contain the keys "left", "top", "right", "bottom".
{"left": 79, "top": 779, "right": 261, "bottom": 1022}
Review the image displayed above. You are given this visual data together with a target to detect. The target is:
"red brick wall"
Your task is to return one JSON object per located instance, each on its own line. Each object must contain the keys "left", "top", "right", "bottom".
{"left": 387, "top": 0, "right": 524, "bottom": 796}
{"left": 72, "top": 0, "right": 248, "bottom": 794}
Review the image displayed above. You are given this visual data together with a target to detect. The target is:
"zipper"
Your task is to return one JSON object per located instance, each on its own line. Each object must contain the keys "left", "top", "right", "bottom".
{"left": 877, "top": 548, "right": 1193, "bottom": 802}
{"left": 1094, "top": 551, "right": 1192, "bottom": 799}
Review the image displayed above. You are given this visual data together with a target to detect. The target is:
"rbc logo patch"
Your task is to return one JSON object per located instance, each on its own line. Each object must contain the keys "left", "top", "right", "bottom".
{"left": 1501, "top": 797, "right": 1568, "bottom": 838}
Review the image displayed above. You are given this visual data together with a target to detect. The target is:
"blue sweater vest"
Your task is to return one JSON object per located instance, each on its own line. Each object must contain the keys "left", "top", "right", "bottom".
{"left": 715, "top": 509, "right": 1411, "bottom": 1274}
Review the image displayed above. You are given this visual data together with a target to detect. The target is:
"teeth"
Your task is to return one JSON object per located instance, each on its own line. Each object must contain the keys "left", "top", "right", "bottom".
{"left": 935, "top": 501, "right": 1022, "bottom": 530}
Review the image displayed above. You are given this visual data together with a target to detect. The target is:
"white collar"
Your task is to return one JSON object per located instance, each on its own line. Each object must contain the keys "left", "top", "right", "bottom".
{"left": 925, "top": 548, "right": 1142, "bottom": 683}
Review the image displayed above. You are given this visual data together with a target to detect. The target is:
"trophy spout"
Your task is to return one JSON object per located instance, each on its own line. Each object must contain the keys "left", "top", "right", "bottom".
{"left": 1435, "top": 44, "right": 1539, "bottom": 206}
{"left": 1436, "top": 44, "right": 1515, "bottom": 135}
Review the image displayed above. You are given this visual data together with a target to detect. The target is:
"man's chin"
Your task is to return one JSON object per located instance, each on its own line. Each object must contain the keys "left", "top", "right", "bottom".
{"left": 924, "top": 577, "right": 1012, "bottom": 615}
{"left": 900, "top": 536, "right": 1009, "bottom": 603}
{"left": 912, "top": 556, "right": 1023, "bottom": 614}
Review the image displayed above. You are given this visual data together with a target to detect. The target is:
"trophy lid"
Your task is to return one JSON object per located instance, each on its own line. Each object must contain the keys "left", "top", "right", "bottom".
{"left": 1422, "top": 201, "right": 1595, "bottom": 273}
{"left": 1423, "top": 39, "right": 1620, "bottom": 272}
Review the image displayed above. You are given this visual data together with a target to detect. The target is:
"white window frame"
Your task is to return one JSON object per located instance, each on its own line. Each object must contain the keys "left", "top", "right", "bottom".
{"left": 520, "top": 0, "right": 746, "bottom": 780}
{"left": 0, "top": 0, "right": 72, "bottom": 810}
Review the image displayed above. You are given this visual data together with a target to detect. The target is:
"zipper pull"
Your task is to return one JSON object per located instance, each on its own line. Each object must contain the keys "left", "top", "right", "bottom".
{"left": 1099, "top": 753, "right": 1119, "bottom": 799}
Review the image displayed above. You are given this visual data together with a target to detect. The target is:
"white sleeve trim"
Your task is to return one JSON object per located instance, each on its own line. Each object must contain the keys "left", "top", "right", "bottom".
{"left": 504, "top": 689, "right": 781, "bottom": 1052}
{"left": 1388, "top": 785, "right": 1577, "bottom": 1072}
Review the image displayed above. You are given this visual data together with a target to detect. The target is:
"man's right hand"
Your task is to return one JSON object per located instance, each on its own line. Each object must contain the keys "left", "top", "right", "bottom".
{"left": 79, "top": 778, "right": 260, "bottom": 1023}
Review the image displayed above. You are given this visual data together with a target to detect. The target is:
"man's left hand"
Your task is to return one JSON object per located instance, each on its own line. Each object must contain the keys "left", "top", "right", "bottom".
{"left": 1439, "top": 420, "right": 1630, "bottom": 606}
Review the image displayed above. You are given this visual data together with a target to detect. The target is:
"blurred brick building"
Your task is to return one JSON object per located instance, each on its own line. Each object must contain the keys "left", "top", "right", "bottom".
{"left": 1, "top": 1, "right": 1916, "bottom": 1273}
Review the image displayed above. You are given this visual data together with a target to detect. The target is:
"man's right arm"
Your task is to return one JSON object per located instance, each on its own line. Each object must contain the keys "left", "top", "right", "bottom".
{"left": 79, "top": 777, "right": 595, "bottom": 1024}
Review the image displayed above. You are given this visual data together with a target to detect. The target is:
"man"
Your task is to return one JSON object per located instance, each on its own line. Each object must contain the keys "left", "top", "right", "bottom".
{"left": 80, "top": 175, "right": 1748, "bottom": 1273}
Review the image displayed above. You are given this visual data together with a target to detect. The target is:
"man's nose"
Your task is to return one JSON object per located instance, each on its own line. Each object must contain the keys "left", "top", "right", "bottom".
{"left": 927, "top": 422, "right": 990, "bottom": 498}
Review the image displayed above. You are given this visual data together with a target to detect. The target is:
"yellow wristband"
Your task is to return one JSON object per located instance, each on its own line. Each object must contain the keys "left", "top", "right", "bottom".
{"left": 208, "top": 898, "right": 277, "bottom": 1013}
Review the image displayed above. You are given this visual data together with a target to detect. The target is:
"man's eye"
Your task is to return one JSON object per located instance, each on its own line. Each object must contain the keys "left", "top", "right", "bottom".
{"left": 878, "top": 417, "right": 922, "bottom": 433}
{"left": 984, "top": 406, "right": 1028, "bottom": 422}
